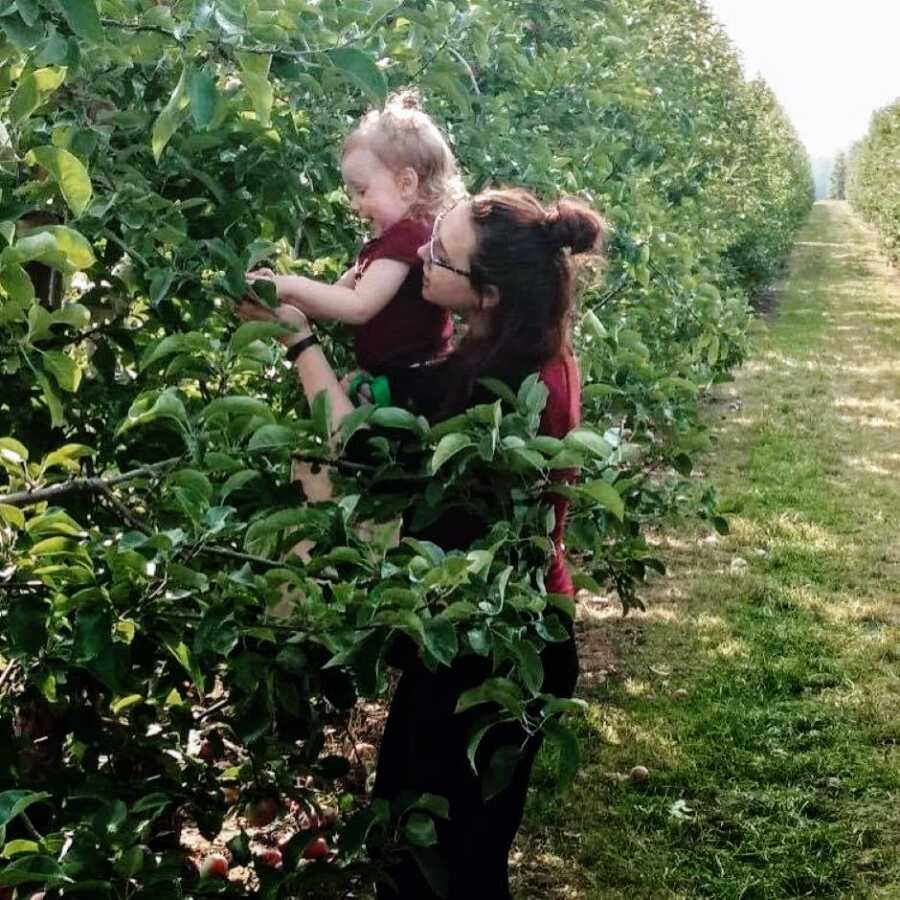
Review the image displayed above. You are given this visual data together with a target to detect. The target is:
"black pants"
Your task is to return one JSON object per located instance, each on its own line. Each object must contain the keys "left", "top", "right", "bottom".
{"left": 373, "top": 637, "right": 579, "bottom": 900}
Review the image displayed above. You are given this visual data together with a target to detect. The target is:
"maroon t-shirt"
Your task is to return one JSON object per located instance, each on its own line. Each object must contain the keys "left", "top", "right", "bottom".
{"left": 354, "top": 218, "right": 453, "bottom": 373}
{"left": 539, "top": 352, "right": 581, "bottom": 597}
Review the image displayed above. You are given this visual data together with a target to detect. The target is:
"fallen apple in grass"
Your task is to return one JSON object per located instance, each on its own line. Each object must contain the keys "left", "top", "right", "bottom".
{"left": 199, "top": 853, "right": 229, "bottom": 879}
{"left": 629, "top": 765, "right": 650, "bottom": 784}
{"left": 302, "top": 837, "right": 330, "bottom": 860}
{"left": 256, "top": 847, "right": 283, "bottom": 869}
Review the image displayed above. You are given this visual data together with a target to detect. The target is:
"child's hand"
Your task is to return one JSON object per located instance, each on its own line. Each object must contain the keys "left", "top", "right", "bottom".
{"left": 340, "top": 369, "right": 373, "bottom": 401}
{"left": 246, "top": 268, "right": 280, "bottom": 298}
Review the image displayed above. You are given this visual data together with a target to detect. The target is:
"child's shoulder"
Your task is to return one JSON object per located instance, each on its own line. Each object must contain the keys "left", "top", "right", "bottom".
{"left": 383, "top": 216, "right": 433, "bottom": 244}
{"left": 359, "top": 217, "right": 432, "bottom": 267}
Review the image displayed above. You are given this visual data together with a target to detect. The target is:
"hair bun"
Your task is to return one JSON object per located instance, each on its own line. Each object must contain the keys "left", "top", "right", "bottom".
{"left": 545, "top": 197, "right": 605, "bottom": 254}
{"left": 387, "top": 87, "right": 423, "bottom": 111}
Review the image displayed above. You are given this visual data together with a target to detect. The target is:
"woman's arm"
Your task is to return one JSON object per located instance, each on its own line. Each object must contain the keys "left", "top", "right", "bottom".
{"left": 247, "top": 258, "right": 409, "bottom": 326}
{"left": 237, "top": 301, "right": 354, "bottom": 438}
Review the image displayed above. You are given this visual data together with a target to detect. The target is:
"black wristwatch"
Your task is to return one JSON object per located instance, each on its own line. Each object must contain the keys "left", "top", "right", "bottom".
{"left": 285, "top": 333, "right": 319, "bottom": 363}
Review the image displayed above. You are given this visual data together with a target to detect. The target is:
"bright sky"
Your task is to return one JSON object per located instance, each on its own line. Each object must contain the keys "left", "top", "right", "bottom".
{"left": 705, "top": 0, "right": 900, "bottom": 158}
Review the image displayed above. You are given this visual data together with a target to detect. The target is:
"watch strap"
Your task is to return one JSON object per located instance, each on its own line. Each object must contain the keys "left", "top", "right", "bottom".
{"left": 285, "top": 333, "right": 319, "bottom": 363}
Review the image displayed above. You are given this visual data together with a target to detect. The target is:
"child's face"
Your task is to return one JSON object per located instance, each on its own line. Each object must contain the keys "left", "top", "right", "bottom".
{"left": 341, "top": 146, "right": 412, "bottom": 235}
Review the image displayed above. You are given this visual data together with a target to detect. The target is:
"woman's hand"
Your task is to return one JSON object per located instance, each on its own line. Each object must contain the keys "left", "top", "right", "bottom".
{"left": 237, "top": 300, "right": 311, "bottom": 345}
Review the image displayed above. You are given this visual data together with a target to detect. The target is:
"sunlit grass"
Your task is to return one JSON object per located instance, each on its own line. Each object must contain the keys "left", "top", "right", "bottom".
{"left": 515, "top": 202, "right": 900, "bottom": 898}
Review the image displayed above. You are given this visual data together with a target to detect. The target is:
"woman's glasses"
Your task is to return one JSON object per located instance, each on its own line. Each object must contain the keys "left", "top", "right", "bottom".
{"left": 428, "top": 210, "right": 472, "bottom": 279}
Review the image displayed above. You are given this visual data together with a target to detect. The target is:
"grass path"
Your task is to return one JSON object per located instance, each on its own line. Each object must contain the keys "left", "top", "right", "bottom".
{"left": 514, "top": 202, "right": 900, "bottom": 899}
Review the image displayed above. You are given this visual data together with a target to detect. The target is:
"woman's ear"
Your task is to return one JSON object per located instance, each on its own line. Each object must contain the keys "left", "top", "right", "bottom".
{"left": 397, "top": 167, "right": 420, "bottom": 200}
{"left": 479, "top": 284, "right": 501, "bottom": 310}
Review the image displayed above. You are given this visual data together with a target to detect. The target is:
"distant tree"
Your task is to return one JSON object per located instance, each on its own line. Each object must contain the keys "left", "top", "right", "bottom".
{"left": 831, "top": 152, "right": 848, "bottom": 200}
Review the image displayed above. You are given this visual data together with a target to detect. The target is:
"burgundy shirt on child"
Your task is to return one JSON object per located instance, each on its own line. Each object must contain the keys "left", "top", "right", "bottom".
{"left": 354, "top": 218, "right": 453, "bottom": 373}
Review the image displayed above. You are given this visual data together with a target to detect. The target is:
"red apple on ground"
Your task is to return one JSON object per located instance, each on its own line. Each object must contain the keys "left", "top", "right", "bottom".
{"left": 302, "top": 837, "right": 330, "bottom": 860}
{"left": 199, "top": 853, "right": 229, "bottom": 879}
{"left": 256, "top": 847, "right": 283, "bottom": 869}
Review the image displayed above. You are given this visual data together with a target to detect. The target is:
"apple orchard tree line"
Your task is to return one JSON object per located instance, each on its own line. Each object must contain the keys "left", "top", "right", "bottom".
{"left": 0, "top": 0, "right": 812, "bottom": 896}
{"left": 847, "top": 98, "right": 900, "bottom": 265}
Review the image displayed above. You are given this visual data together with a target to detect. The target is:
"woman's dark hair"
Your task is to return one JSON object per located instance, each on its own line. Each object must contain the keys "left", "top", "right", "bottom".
{"left": 436, "top": 188, "right": 605, "bottom": 418}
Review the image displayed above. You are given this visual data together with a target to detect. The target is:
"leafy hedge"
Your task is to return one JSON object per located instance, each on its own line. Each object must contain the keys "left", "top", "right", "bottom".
{"left": 0, "top": 0, "right": 811, "bottom": 896}
{"left": 847, "top": 99, "right": 900, "bottom": 263}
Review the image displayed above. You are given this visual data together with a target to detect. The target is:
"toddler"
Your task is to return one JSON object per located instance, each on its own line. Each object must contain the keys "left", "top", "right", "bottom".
{"left": 247, "top": 90, "right": 463, "bottom": 375}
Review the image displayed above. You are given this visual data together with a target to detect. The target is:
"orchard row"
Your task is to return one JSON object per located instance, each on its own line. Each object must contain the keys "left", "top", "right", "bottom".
{"left": 0, "top": 1, "right": 812, "bottom": 897}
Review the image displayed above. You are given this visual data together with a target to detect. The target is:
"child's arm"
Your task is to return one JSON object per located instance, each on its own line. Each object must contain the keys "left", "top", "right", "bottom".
{"left": 247, "top": 259, "right": 410, "bottom": 326}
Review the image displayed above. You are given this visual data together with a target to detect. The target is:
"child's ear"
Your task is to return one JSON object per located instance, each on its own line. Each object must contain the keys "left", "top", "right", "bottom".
{"left": 397, "top": 167, "right": 419, "bottom": 199}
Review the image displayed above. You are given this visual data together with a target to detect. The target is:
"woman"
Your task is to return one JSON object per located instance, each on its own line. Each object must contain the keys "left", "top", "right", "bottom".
{"left": 240, "top": 188, "right": 605, "bottom": 898}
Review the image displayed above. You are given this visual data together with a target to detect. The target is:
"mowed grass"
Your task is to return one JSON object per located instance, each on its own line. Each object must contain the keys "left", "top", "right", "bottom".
{"left": 514, "top": 202, "right": 900, "bottom": 899}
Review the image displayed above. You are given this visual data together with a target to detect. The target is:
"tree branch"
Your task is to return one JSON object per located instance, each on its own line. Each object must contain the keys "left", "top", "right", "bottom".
{"left": 0, "top": 457, "right": 181, "bottom": 507}
{"left": 100, "top": 5, "right": 403, "bottom": 61}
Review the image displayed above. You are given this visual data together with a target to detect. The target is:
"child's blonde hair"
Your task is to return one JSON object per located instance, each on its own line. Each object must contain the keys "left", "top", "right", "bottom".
{"left": 343, "top": 88, "right": 465, "bottom": 219}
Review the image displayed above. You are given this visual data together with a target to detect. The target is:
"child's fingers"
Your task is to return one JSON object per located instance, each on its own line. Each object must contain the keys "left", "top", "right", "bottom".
{"left": 246, "top": 267, "right": 276, "bottom": 283}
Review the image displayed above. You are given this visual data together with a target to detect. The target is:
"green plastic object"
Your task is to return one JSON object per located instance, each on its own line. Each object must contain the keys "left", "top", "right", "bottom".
{"left": 349, "top": 373, "right": 391, "bottom": 407}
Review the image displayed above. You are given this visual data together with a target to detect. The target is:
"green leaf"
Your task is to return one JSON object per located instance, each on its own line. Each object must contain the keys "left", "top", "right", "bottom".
{"left": 40, "top": 349, "right": 81, "bottom": 392}
{"left": 370, "top": 406, "right": 423, "bottom": 433}
{"left": 374, "top": 608, "right": 427, "bottom": 648}
{"left": 152, "top": 64, "right": 191, "bottom": 162}
{"left": 116, "top": 389, "right": 189, "bottom": 436}
{"left": 0, "top": 854, "right": 66, "bottom": 888}
{"left": 311, "top": 390, "right": 332, "bottom": 440}
{"left": 327, "top": 48, "right": 387, "bottom": 103}
{"left": 543, "top": 719, "right": 580, "bottom": 788}
{"left": 565, "top": 428, "right": 612, "bottom": 458}
{"left": 0, "top": 504, "right": 26, "bottom": 529}
{"left": 189, "top": 68, "right": 219, "bottom": 128}
{"left": 236, "top": 52, "right": 274, "bottom": 128}
{"left": 579, "top": 480, "right": 625, "bottom": 521}
{"left": 478, "top": 377, "right": 517, "bottom": 405}
{"left": 456, "top": 677, "right": 524, "bottom": 717}
{"left": 0, "top": 791, "right": 51, "bottom": 830}
{"left": 229, "top": 320, "right": 293, "bottom": 353}
{"left": 140, "top": 332, "right": 210, "bottom": 370}
{"left": 72, "top": 604, "right": 112, "bottom": 662}
{"left": 1, "top": 840, "right": 40, "bottom": 859}
{"left": 165, "top": 640, "right": 206, "bottom": 694}
{"left": 24, "top": 146, "right": 93, "bottom": 217}
{"left": 34, "top": 370, "right": 65, "bottom": 428}
{"left": 247, "top": 424, "right": 295, "bottom": 453}
{"left": 482, "top": 745, "right": 522, "bottom": 802}
{"left": 513, "top": 639, "right": 544, "bottom": 695}
{"left": 59, "top": 0, "right": 104, "bottom": 43}
{"left": 404, "top": 812, "right": 438, "bottom": 848}
{"left": 430, "top": 433, "right": 474, "bottom": 473}
{"left": 9, "top": 66, "right": 66, "bottom": 124}
{"left": 201, "top": 395, "right": 273, "bottom": 421}
{"left": 0, "top": 437, "right": 29, "bottom": 466}
{"left": 0, "top": 263, "right": 35, "bottom": 306}
{"left": 422, "top": 616, "right": 458, "bottom": 667}
{"left": 219, "top": 468, "right": 261, "bottom": 499}
{"left": 1, "top": 226, "right": 95, "bottom": 273}
{"left": 0, "top": 11, "right": 45, "bottom": 51}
